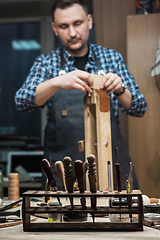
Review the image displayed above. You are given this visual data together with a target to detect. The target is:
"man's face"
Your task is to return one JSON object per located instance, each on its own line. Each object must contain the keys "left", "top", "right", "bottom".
{"left": 52, "top": 4, "right": 92, "bottom": 57}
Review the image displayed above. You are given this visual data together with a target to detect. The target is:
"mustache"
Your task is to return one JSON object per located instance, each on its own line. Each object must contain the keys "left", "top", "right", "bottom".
{"left": 68, "top": 37, "right": 81, "bottom": 42}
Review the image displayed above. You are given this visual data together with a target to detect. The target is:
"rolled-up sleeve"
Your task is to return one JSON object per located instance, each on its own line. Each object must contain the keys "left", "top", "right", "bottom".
{"left": 116, "top": 53, "right": 147, "bottom": 117}
{"left": 15, "top": 55, "right": 50, "bottom": 112}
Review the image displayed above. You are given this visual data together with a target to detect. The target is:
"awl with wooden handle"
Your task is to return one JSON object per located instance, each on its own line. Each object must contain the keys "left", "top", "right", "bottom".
{"left": 41, "top": 159, "right": 57, "bottom": 190}
{"left": 73, "top": 161, "right": 88, "bottom": 191}
{"left": 87, "top": 154, "right": 97, "bottom": 196}
{"left": 87, "top": 154, "right": 97, "bottom": 223}
{"left": 41, "top": 158, "right": 61, "bottom": 205}
{"left": 63, "top": 156, "right": 74, "bottom": 209}
{"left": 74, "top": 159, "right": 86, "bottom": 209}
{"left": 55, "top": 161, "right": 66, "bottom": 191}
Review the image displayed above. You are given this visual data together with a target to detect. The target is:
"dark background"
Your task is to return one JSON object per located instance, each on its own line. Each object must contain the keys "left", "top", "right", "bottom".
{"left": 0, "top": 21, "right": 41, "bottom": 142}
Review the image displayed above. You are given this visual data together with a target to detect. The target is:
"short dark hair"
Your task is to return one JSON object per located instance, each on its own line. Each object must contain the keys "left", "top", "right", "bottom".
{"left": 51, "top": 0, "right": 88, "bottom": 21}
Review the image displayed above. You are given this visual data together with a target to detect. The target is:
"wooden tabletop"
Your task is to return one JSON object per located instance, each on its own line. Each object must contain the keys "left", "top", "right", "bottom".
{"left": 0, "top": 197, "right": 160, "bottom": 239}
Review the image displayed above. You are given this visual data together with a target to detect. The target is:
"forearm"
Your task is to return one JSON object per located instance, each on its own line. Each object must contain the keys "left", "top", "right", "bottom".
{"left": 34, "top": 70, "right": 93, "bottom": 106}
{"left": 117, "top": 90, "right": 147, "bottom": 117}
{"left": 116, "top": 89, "right": 132, "bottom": 110}
{"left": 34, "top": 77, "right": 60, "bottom": 107}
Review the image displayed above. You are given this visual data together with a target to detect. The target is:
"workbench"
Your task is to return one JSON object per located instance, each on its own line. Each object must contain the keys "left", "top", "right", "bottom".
{"left": 1, "top": 197, "right": 160, "bottom": 240}
{"left": 1, "top": 219, "right": 160, "bottom": 240}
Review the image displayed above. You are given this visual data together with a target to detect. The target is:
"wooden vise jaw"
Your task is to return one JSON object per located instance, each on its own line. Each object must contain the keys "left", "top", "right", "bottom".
{"left": 83, "top": 74, "right": 113, "bottom": 191}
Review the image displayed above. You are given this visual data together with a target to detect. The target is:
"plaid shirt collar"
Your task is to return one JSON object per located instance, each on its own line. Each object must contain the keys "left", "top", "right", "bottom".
{"left": 62, "top": 44, "right": 97, "bottom": 68}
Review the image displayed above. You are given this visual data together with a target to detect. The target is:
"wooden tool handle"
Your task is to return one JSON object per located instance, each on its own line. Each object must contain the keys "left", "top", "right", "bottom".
{"left": 63, "top": 156, "right": 73, "bottom": 194}
{"left": 115, "top": 163, "right": 122, "bottom": 192}
{"left": 55, "top": 161, "right": 66, "bottom": 191}
{"left": 74, "top": 160, "right": 85, "bottom": 193}
{"left": 88, "top": 174, "right": 97, "bottom": 193}
{"left": 83, "top": 162, "right": 88, "bottom": 177}
{"left": 87, "top": 154, "right": 97, "bottom": 210}
{"left": 41, "top": 159, "right": 56, "bottom": 188}
{"left": 87, "top": 154, "right": 97, "bottom": 193}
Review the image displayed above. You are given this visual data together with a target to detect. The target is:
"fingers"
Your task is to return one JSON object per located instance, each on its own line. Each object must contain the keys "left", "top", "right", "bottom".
{"left": 76, "top": 70, "right": 93, "bottom": 88}
{"left": 74, "top": 78, "right": 92, "bottom": 94}
{"left": 100, "top": 73, "right": 122, "bottom": 93}
{"left": 71, "top": 70, "right": 93, "bottom": 93}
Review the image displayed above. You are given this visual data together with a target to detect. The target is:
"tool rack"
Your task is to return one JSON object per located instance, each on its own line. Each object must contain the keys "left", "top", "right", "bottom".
{"left": 22, "top": 189, "right": 143, "bottom": 232}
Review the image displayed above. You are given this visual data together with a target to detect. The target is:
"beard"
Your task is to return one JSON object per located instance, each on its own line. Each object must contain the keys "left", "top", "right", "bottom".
{"left": 67, "top": 43, "right": 84, "bottom": 53}
{"left": 61, "top": 37, "right": 87, "bottom": 55}
{"left": 67, "top": 38, "right": 83, "bottom": 51}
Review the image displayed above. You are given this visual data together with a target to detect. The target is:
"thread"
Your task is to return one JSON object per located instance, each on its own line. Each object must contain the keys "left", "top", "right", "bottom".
{"left": 8, "top": 173, "right": 19, "bottom": 200}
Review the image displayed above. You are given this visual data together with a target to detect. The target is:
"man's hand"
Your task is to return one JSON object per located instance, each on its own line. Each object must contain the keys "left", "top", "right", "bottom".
{"left": 100, "top": 73, "right": 123, "bottom": 94}
{"left": 100, "top": 72, "right": 132, "bottom": 110}
{"left": 34, "top": 70, "right": 93, "bottom": 107}
{"left": 56, "top": 70, "right": 93, "bottom": 94}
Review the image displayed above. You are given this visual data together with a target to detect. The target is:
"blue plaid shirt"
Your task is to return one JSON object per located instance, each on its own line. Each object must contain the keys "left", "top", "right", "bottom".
{"left": 15, "top": 44, "right": 147, "bottom": 125}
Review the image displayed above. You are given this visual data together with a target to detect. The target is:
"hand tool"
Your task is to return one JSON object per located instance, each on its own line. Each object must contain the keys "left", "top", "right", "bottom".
{"left": 0, "top": 199, "right": 22, "bottom": 211}
{"left": 115, "top": 147, "right": 123, "bottom": 221}
{"left": 0, "top": 209, "right": 20, "bottom": 217}
{"left": 87, "top": 154, "right": 97, "bottom": 223}
{"left": 126, "top": 179, "right": 129, "bottom": 193}
{"left": 128, "top": 161, "right": 133, "bottom": 193}
{"left": 63, "top": 156, "right": 74, "bottom": 209}
{"left": 74, "top": 160, "right": 85, "bottom": 193}
{"left": 107, "top": 160, "right": 112, "bottom": 207}
{"left": 41, "top": 158, "right": 57, "bottom": 190}
{"left": 74, "top": 160, "right": 86, "bottom": 209}
{"left": 115, "top": 147, "right": 122, "bottom": 192}
{"left": 0, "top": 216, "right": 21, "bottom": 223}
{"left": 73, "top": 161, "right": 88, "bottom": 191}
{"left": 55, "top": 160, "right": 67, "bottom": 191}
{"left": 0, "top": 216, "right": 38, "bottom": 229}
{"left": 127, "top": 162, "right": 133, "bottom": 222}
{"left": 41, "top": 158, "right": 61, "bottom": 206}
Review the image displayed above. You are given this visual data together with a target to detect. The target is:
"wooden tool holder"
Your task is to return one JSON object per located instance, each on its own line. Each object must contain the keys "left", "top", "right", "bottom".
{"left": 22, "top": 189, "right": 143, "bottom": 232}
